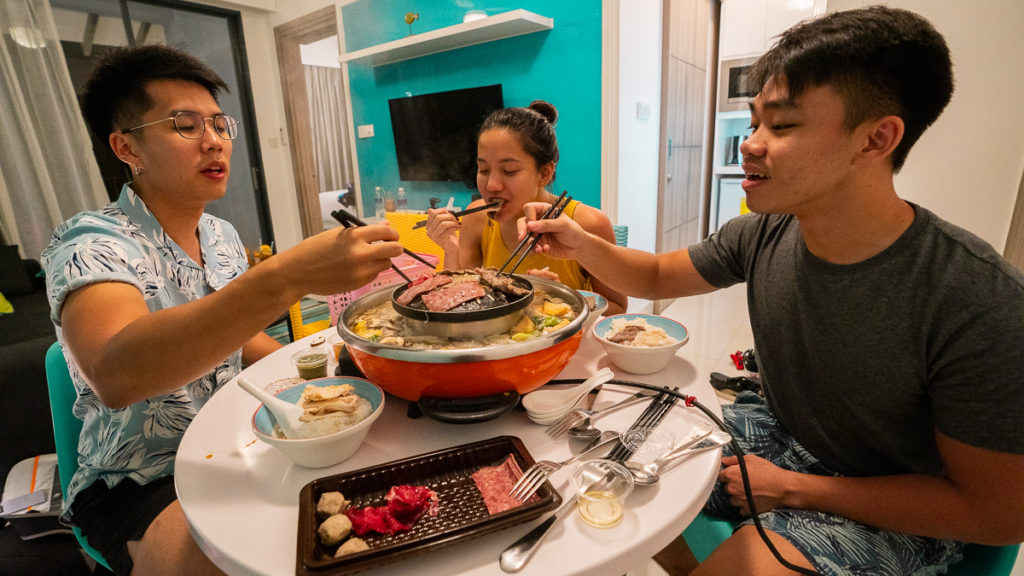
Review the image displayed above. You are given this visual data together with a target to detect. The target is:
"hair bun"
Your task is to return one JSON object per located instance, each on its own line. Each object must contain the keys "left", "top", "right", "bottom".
{"left": 528, "top": 100, "right": 558, "bottom": 125}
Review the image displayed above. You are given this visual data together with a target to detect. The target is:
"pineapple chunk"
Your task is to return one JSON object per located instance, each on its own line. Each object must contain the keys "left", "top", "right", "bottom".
{"left": 544, "top": 319, "right": 571, "bottom": 333}
{"left": 511, "top": 315, "right": 535, "bottom": 335}
{"left": 542, "top": 301, "right": 572, "bottom": 316}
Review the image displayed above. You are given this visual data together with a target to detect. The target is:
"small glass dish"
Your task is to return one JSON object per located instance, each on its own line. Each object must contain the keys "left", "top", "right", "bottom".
{"left": 292, "top": 345, "right": 329, "bottom": 380}
{"left": 571, "top": 459, "right": 634, "bottom": 528}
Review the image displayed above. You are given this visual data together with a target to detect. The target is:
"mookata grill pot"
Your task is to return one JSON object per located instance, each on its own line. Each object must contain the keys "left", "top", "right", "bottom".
{"left": 389, "top": 274, "right": 535, "bottom": 341}
{"left": 337, "top": 276, "right": 588, "bottom": 402}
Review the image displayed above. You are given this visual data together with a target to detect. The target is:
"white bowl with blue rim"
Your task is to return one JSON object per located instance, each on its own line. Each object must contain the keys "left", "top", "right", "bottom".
{"left": 594, "top": 314, "right": 689, "bottom": 375}
{"left": 577, "top": 289, "right": 609, "bottom": 334}
{"left": 251, "top": 376, "right": 384, "bottom": 468}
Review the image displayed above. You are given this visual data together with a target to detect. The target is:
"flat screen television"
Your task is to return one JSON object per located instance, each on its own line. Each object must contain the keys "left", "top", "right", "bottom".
{"left": 389, "top": 84, "right": 503, "bottom": 183}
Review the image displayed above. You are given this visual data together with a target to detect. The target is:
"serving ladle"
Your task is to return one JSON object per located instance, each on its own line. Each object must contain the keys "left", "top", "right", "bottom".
{"left": 627, "top": 429, "right": 732, "bottom": 486}
{"left": 238, "top": 377, "right": 306, "bottom": 439}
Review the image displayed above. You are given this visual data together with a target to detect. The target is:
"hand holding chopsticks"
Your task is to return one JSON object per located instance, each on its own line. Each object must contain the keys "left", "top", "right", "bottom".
{"left": 498, "top": 191, "right": 571, "bottom": 277}
{"left": 330, "top": 209, "right": 435, "bottom": 283}
{"left": 411, "top": 200, "right": 501, "bottom": 229}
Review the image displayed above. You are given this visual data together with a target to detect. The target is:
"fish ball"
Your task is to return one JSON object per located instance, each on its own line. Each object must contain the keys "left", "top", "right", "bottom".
{"left": 318, "top": 514, "right": 353, "bottom": 546}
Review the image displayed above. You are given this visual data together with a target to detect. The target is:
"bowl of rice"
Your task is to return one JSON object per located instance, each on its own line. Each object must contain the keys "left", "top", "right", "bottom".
{"left": 251, "top": 376, "right": 384, "bottom": 468}
{"left": 594, "top": 314, "right": 689, "bottom": 374}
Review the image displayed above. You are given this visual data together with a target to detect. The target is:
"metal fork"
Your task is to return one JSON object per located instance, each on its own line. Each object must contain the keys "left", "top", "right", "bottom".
{"left": 545, "top": 390, "right": 656, "bottom": 438}
{"left": 508, "top": 430, "right": 620, "bottom": 502}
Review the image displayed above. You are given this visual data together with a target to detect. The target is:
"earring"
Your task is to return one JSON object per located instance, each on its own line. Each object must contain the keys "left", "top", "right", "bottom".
{"left": 130, "top": 163, "right": 142, "bottom": 176}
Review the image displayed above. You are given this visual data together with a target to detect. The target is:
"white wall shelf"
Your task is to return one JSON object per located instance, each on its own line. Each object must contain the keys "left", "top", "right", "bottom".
{"left": 338, "top": 9, "right": 553, "bottom": 67}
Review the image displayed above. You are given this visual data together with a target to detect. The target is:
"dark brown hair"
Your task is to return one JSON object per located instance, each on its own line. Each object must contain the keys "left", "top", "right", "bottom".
{"left": 479, "top": 100, "right": 559, "bottom": 180}
{"left": 81, "top": 44, "right": 228, "bottom": 140}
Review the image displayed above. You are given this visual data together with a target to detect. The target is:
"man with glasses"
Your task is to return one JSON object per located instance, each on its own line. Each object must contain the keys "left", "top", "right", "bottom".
{"left": 41, "top": 45, "right": 402, "bottom": 575}
{"left": 121, "top": 111, "right": 240, "bottom": 141}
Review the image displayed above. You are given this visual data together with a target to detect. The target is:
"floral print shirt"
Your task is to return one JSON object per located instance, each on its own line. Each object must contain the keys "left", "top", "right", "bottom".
{"left": 42, "top": 184, "right": 248, "bottom": 522}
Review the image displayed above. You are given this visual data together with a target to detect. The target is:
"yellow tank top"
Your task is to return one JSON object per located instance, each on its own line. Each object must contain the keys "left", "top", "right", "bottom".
{"left": 480, "top": 199, "right": 593, "bottom": 291}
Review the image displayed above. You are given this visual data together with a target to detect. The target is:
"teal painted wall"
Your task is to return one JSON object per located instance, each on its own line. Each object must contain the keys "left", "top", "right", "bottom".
{"left": 341, "top": 1, "right": 602, "bottom": 215}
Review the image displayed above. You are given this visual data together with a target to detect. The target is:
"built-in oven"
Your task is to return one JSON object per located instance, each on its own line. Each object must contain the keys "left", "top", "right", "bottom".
{"left": 718, "top": 56, "right": 759, "bottom": 113}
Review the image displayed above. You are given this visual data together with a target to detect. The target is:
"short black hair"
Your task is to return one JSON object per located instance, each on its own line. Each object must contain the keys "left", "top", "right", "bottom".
{"left": 81, "top": 44, "right": 229, "bottom": 141}
{"left": 748, "top": 6, "right": 953, "bottom": 171}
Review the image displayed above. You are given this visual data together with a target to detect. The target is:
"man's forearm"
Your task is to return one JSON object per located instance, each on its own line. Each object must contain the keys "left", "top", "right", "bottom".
{"left": 68, "top": 260, "right": 299, "bottom": 408}
{"left": 793, "top": 472, "right": 1023, "bottom": 545}
{"left": 574, "top": 234, "right": 715, "bottom": 300}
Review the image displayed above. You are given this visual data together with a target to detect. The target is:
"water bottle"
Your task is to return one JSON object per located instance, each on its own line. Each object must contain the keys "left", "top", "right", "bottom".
{"left": 374, "top": 186, "right": 385, "bottom": 219}
{"left": 396, "top": 187, "right": 408, "bottom": 211}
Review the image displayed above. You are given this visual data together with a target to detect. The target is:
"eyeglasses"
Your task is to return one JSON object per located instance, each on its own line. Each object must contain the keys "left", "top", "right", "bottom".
{"left": 122, "top": 112, "right": 239, "bottom": 140}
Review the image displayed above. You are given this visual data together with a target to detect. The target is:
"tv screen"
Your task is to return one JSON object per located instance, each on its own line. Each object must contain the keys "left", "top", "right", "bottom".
{"left": 389, "top": 84, "right": 503, "bottom": 182}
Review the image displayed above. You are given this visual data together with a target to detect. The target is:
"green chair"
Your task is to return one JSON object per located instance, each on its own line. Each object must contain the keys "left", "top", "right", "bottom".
{"left": 683, "top": 511, "right": 1020, "bottom": 574}
{"left": 45, "top": 341, "right": 111, "bottom": 571}
{"left": 613, "top": 224, "right": 628, "bottom": 247}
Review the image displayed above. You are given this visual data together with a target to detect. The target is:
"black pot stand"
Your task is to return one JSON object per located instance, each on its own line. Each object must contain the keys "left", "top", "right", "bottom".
{"left": 412, "top": 392, "right": 521, "bottom": 424}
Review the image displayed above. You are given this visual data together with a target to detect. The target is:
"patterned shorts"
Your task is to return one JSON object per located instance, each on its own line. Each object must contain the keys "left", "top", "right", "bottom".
{"left": 704, "top": 392, "right": 965, "bottom": 576}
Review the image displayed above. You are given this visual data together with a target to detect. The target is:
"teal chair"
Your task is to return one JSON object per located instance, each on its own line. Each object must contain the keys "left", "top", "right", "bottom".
{"left": 613, "top": 224, "right": 628, "bottom": 247}
{"left": 45, "top": 341, "right": 111, "bottom": 571}
{"left": 683, "top": 511, "right": 1020, "bottom": 574}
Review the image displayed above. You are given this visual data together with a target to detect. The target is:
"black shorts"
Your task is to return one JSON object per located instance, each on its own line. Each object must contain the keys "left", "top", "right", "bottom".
{"left": 69, "top": 476, "right": 178, "bottom": 576}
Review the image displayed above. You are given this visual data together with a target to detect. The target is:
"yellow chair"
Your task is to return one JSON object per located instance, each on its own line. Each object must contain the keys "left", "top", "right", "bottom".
{"left": 287, "top": 300, "right": 330, "bottom": 341}
{"left": 385, "top": 212, "right": 444, "bottom": 269}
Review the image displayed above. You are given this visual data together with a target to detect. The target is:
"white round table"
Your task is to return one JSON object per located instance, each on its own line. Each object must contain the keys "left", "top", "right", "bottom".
{"left": 175, "top": 324, "right": 722, "bottom": 576}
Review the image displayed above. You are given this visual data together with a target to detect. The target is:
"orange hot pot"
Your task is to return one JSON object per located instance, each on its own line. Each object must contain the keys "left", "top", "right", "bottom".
{"left": 337, "top": 276, "right": 588, "bottom": 402}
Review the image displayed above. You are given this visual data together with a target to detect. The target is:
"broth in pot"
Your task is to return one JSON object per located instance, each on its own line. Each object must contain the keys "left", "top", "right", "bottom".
{"left": 337, "top": 275, "right": 589, "bottom": 401}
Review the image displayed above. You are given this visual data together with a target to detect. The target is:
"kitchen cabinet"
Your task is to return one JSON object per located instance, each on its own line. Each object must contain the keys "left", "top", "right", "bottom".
{"left": 719, "top": 0, "right": 825, "bottom": 59}
{"left": 720, "top": 0, "right": 768, "bottom": 59}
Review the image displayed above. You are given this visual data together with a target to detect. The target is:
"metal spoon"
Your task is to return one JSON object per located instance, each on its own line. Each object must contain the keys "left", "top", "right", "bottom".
{"left": 567, "top": 390, "right": 658, "bottom": 440}
{"left": 627, "top": 429, "right": 731, "bottom": 486}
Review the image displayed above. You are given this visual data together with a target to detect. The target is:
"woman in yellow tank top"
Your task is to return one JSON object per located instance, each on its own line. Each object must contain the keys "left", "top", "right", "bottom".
{"left": 425, "top": 101, "right": 626, "bottom": 315}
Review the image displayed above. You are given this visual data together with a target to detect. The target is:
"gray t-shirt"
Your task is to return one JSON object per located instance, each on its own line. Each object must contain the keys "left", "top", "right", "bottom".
{"left": 689, "top": 204, "right": 1024, "bottom": 476}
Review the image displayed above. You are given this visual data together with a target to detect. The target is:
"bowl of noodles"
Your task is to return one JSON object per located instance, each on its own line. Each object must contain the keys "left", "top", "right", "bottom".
{"left": 337, "top": 274, "right": 588, "bottom": 401}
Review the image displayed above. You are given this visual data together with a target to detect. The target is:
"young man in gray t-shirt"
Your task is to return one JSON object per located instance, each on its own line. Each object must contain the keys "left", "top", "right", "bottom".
{"left": 518, "top": 6, "right": 1024, "bottom": 575}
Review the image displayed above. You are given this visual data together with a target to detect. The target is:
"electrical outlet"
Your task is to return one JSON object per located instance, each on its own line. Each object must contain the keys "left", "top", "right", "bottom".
{"left": 636, "top": 101, "right": 650, "bottom": 120}
{"left": 357, "top": 124, "right": 375, "bottom": 138}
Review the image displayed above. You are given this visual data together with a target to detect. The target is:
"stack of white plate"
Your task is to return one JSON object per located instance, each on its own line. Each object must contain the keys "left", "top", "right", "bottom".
{"left": 521, "top": 368, "right": 614, "bottom": 425}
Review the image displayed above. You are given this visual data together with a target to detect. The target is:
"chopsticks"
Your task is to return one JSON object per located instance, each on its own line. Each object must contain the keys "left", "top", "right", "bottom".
{"left": 497, "top": 191, "right": 571, "bottom": 277}
{"left": 606, "top": 387, "right": 679, "bottom": 463}
{"left": 410, "top": 200, "right": 502, "bottom": 229}
{"left": 330, "top": 209, "right": 436, "bottom": 283}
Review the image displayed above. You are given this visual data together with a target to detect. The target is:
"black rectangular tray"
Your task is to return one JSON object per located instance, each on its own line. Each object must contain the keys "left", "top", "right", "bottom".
{"left": 297, "top": 435, "right": 561, "bottom": 575}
